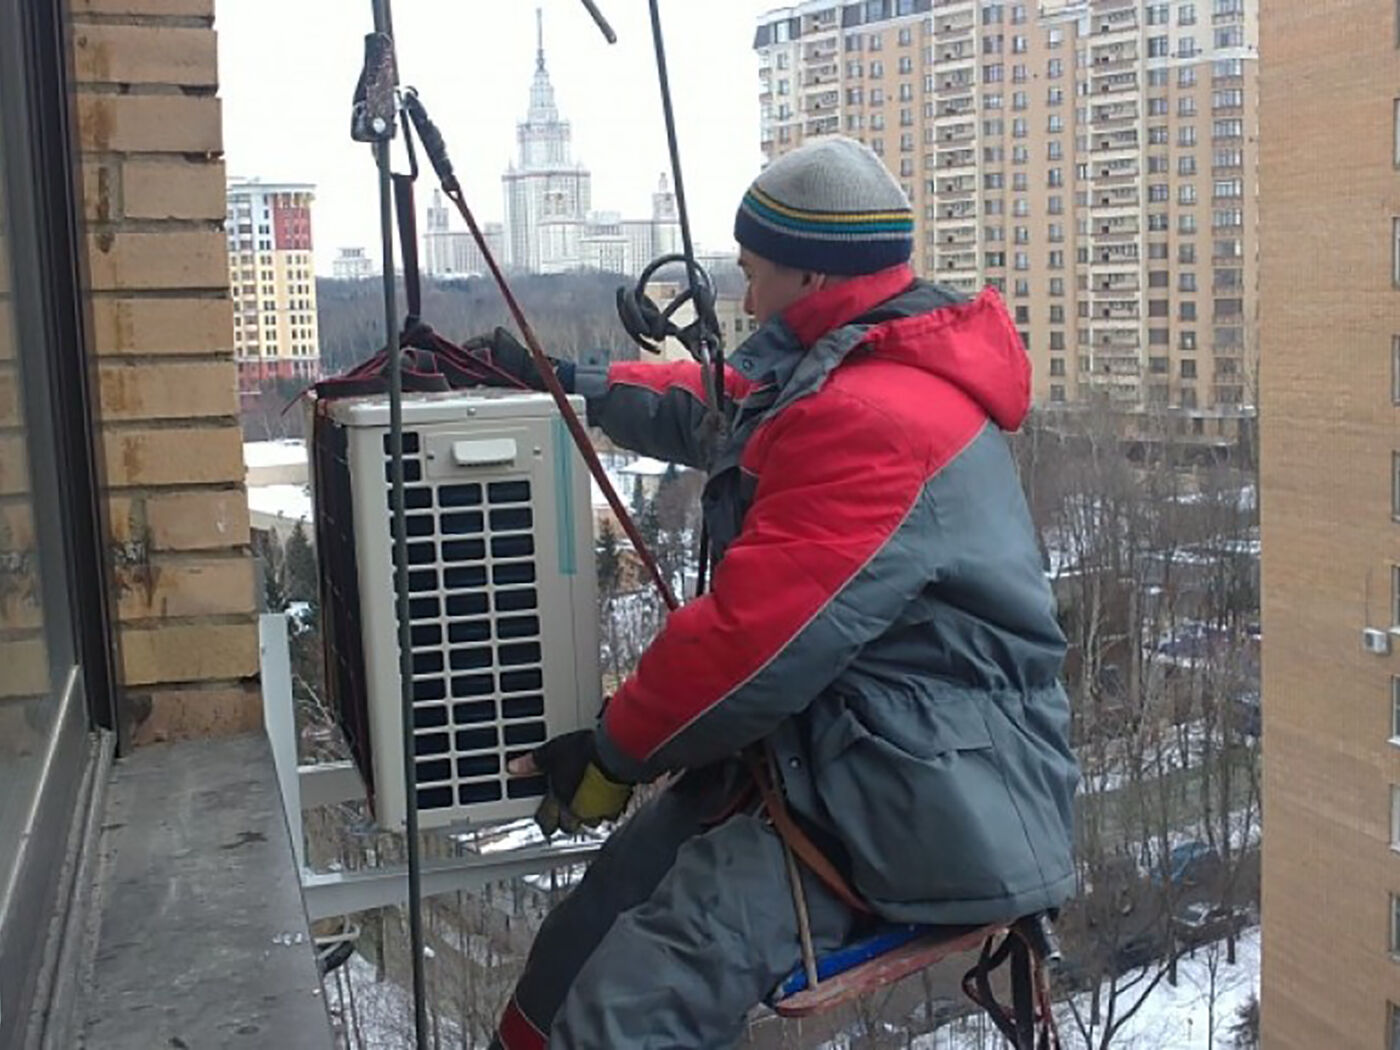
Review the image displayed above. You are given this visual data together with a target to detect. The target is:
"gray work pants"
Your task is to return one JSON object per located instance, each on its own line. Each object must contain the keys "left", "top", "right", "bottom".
{"left": 491, "top": 765, "right": 858, "bottom": 1049}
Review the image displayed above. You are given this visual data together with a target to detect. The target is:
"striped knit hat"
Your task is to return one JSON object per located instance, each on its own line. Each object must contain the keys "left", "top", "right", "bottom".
{"left": 733, "top": 136, "right": 913, "bottom": 276}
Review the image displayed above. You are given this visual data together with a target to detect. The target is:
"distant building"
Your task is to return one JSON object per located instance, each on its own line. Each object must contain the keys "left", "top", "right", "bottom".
{"left": 502, "top": 10, "right": 680, "bottom": 276}
{"left": 502, "top": 9, "right": 591, "bottom": 273}
{"left": 226, "top": 178, "right": 320, "bottom": 392}
{"left": 423, "top": 191, "right": 505, "bottom": 278}
{"left": 331, "top": 246, "right": 375, "bottom": 280}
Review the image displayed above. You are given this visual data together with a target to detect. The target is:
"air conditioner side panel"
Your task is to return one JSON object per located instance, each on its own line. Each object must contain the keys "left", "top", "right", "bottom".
{"left": 347, "top": 424, "right": 409, "bottom": 831}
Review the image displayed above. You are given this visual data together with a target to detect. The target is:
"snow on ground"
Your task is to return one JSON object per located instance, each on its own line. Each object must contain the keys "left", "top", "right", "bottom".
{"left": 810, "top": 929, "right": 1259, "bottom": 1050}
{"left": 243, "top": 438, "right": 307, "bottom": 470}
{"left": 334, "top": 950, "right": 464, "bottom": 1048}
{"left": 617, "top": 455, "right": 673, "bottom": 477}
{"left": 1091, "top": 927, "right": 1259, "bottom": 1049}
{"left": 247, "top": 481, "right": 313, "bottom": 523}
{"left": 1076, "top": 720, "right": 1212, "bottom": 796}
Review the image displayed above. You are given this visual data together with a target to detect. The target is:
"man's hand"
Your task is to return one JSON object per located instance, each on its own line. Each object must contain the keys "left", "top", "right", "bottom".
{"left": 463, "top": 327, "right": 576, "bottom": 393}
{"left": 508, "top": 730, "right": 632, "bottom": 837}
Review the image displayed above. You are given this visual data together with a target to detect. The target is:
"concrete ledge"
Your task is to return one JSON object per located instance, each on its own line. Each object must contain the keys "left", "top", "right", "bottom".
{"left": 78, "top": 732, "right": 332, "bottom": 1048}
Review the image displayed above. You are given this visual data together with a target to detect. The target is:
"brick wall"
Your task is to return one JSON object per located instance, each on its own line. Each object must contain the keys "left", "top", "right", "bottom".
{"left": 1258, "top": 1, "right": 1400, "bottom": 1045}
{"left": 72, "top": 0, "right": 259, "bottom": 744}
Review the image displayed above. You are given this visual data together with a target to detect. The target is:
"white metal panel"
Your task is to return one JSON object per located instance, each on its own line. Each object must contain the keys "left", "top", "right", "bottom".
{"left": 331, "top": 391, "right": 599, "bottom": 830}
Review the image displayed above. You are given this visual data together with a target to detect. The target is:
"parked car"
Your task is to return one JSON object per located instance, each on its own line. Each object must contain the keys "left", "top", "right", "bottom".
{"left": 1173, "top": 901, "right": 1253, "bottom": 947}
{"left": 1150, "top": 840, "right": 1219, "bottom": 887}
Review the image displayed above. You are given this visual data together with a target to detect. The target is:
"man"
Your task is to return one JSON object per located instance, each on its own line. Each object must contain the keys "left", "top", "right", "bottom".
{"left": 475, "top": 136, "right": 1079, "bottom": 1049}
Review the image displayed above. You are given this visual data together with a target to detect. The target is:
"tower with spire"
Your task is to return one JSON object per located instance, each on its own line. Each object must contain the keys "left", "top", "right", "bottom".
{"left": 502, "top": 8, "right": 592, "bottom": 272}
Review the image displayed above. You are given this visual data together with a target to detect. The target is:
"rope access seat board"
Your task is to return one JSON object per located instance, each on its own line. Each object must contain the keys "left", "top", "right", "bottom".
{"left": 767, "top": 922, "right": 1002, "bottom": 1017}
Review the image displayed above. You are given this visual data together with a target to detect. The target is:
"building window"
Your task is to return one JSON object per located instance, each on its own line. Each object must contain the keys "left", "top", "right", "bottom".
{"left": 1392, "top": 336, "right": 1400, "bottom": 404}
{"left": 1389, "top": 1002, "right": 1400, "bottom": 1050}
{"left": 1393, "top": 785, "right": 1400, "bottom": 850}
{"left": 1392, "top": 677, "right": 1400, "bottom": 744}
{"left": 1393, "top": 452, "right": 1400, "bottom": 521}
{"left": 1215, "top": 25, "right": 1244, "bottom": 48}
{"left": 1394, "top": 100, "right": 1400, "bottom": 166}
{"left": 1394, "top": 218, "right": 1400, "bottom": 287}
{"left": 1393, "top": 564, "right": 1400, "bottom": 627}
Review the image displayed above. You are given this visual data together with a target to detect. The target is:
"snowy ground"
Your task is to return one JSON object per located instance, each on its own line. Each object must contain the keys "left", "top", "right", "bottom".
{"left": 833, "top": 928, "right": 1261, "bottom": 1050}
{"left": 1076, "top": 720, "right": 1212, "bottom": 796}
{"left": 1079, "top": 927, "right": 1259, "bottom": 1049}
{"left": 331, "top": 951, "right": 464, "bottom": 1048}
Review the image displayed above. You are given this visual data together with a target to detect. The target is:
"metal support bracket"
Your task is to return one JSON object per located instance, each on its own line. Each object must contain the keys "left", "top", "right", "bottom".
{"left": 260, "top": 614, "right": 601, "bottom": 920}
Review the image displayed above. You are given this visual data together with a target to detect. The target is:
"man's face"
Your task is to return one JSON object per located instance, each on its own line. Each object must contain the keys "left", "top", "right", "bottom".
{"left": 738, "top": 248, "right": 818, "bottom": 325}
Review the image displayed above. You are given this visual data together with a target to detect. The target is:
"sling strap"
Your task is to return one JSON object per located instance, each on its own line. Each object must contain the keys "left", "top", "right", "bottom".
{"left": 744, "top": 747, "right": 870, "bottom": 917}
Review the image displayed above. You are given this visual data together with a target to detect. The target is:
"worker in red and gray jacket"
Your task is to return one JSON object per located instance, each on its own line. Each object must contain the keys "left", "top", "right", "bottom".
{"left": 476, "top": 136, "right": 1079, "bottom": 1049}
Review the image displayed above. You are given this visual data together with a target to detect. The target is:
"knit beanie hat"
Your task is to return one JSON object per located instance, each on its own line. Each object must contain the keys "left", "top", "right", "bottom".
{"left": 733, "top": 136, "right": 914, "bottom": 276}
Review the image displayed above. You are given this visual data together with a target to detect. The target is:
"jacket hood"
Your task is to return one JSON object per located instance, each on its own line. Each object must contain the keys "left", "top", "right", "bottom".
{"left": 781, "top": 267, "right": 1032, "bottom": 432}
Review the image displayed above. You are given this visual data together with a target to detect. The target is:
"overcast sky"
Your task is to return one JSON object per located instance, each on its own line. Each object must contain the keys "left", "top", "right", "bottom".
{"left": 218, "top": 0, "right": 776, "bottom": 275}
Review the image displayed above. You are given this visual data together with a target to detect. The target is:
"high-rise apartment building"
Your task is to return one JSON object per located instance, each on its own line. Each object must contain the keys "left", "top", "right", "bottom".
{"left": 226, "top": 178, "right": 320, "bottom": 393}
{"left": 754, "top": 0, "right": 1256, "bottom": 444}
{"left": 1257, "top": 3, "right": 1400, "bottom": 1047}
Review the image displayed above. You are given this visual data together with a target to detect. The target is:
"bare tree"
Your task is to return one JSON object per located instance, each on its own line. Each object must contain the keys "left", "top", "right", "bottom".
{"left": 1012, "top": 400, "right": 1260, "bottom": 1050}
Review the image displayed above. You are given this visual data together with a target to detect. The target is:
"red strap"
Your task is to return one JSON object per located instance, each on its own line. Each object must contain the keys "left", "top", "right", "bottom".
{"left": 497, "top": 995, "right": 547, "bottom": 1050}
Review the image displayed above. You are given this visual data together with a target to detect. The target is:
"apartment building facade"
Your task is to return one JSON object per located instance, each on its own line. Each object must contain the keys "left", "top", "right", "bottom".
{"left": 755, "top": 0, "right": 1257, "bottom": 446}
{"left": 226, "top": 178, "right": 320, "bottom": 393}
{"left": 1257, "top": 2, "right": 1400, "bottom": 1047}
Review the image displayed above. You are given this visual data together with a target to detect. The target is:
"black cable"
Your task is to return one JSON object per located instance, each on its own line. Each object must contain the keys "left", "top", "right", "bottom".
{"left": 646, "top": 0, "right": 719, "bottom": 597}
{"left": 366, "top": 1, "right": 428, "bottom": 1046}
{"left": 645, "top": 0, "right": 721, "bottom": 416}
{"left": 578, "top": 0, "right": 618, "bottom": 43}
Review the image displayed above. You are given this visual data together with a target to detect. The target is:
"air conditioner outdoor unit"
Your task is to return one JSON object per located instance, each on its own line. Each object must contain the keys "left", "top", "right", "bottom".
{"left": 311, "top": 390, "right": 599, "bottom": 830}
{"left": 1363, "top": 627, "right": 1392, "bottom": 655}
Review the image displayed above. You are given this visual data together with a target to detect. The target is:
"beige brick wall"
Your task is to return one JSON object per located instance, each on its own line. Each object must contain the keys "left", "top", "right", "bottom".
{"left": 1258, "top": 1, "right": 1400, "bottom": 1044}
{"left": 72, "top": 0, "right": 259, "bottom": 746}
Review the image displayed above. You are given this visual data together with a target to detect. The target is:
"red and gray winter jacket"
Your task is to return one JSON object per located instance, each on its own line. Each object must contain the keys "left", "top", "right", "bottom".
{"left": 574, "top": 264, "right": 1079, "bottom": 925}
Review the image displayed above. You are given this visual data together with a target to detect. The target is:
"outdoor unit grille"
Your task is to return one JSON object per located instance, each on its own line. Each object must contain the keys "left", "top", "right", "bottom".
{"left": 312, "top": 390, "right": 599, "bottom": 830}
